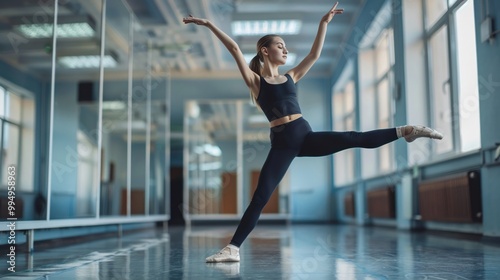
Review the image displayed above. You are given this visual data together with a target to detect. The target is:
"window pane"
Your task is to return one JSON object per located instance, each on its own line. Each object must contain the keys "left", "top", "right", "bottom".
{"left": 345, "top": 116, "right": 354, "bottom": 131}
{"left": 333, "top": 80, "right": 356, "bottom": 185}
{"left": 377, "top": 78, "right": 390, "bottom": 123}
{"left": 429, "top": 25, "right": 453, "bottom": 154}
{"left": 20, "top": 98, "right": 35, "bottom": 192}
{"left": 0, "top": 0, "right": 51, "bottom": 221}
{"left": 2, "top": 123, "right": 20, "bottom": 187}
{"left": 378, "top": 82, "right": 393, "bottom": 174}
{"left": 7, "top": 92, "right": 22, "bottom": 123}
{"left": 50, "top": 0, "right": 98, "bottom": 219}
{"left": 100, "top": 0, "right": 132, "bottom": 217}
{"left": 333, "top": 93, "right": 344, "bottom": 122}
{"left": 359, "top": 34, "right": 396, "bottom": 177}
{"left": 0, "top": 87, "right": 4, "bottom": 117}
{"left": 345, "top": 81, "right": 355, "bottom": 113}
{"left": 425, "top": 0, "right": 448, "bottom": 27}
{"left": 455, "top": 0, "right": 481, "bottom": 152}
{"left": 334, "top": 153, "right": 348, "bottom": 185}
{"left": 379, "top": 145, "right": 392, "bottom": 172}
{"left": 77, "top": 131, "right": 98, "bottom": 217}
{"left": 388, "top": 29, "right": 395, "bottom": 67}
{"left": 376, "top": 33, "right": 390, "bottom": 78}
{"left": 334, "top": 145, "right": 355, "bottom": 185}
{"left": 130, "top": 102, "right": 147, "bottom": 215}
{"left": 361, "top": 149, "right": 377, "bottom": 178}
{"left": 0, "top": 122, "right": 2, "bottom": 167}
{"left": 334, "top": 120, "right": 344, "bottom": 131}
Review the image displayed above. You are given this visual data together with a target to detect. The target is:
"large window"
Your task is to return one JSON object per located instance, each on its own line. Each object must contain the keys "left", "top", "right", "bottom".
{"left": 0, "top": 85, "right": 35, "bottom": 192}
{"left": 424, "top": 0, "right": 480, "bottom": 155}
{"left": 428, "top": 25, "right": 453, "bottom": 154}
{"left": 359, "top": 27, "right": 396, "bottom": 178}
{"left": 333, "top": 80, "right": 356, "bottom": 186}
{"left": 375, "top": 30, "right": 395, "bottom": 172}
{"left": 453, "top": 0, "right": 480, "bottom": 152}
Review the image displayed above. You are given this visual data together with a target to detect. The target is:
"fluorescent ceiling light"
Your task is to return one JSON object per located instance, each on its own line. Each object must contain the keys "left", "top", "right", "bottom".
{"left": 243, "top": 53, "right": 296, "bottom": 66}
{"left": 16, "top": 22, "right": 95, "bottom": 38}
{"left": 59, "top": 55, "right": 117, "bottom": 68}
{"left": 232, "top": 20, "right": 302, "bottom": 36}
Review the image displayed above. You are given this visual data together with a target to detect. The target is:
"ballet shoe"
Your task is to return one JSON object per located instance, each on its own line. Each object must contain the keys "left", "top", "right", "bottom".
{"left": 205, "top": 246, "right": 240, "bottom": 263}
{"left": 404, "top": 125, "right": 443, "bottom": 143}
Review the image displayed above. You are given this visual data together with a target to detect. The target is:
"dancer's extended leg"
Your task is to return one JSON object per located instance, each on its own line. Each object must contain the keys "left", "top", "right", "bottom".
{"left": 298, "top": 128, "right": 398, "bottom": 157}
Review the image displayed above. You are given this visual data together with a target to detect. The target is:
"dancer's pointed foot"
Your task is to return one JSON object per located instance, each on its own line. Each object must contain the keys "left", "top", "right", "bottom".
{"left": 403, "top": 125, "right": 443, "bottom": 143}
{"left": 205, "top": 246, "right": 240, "bottom": 263}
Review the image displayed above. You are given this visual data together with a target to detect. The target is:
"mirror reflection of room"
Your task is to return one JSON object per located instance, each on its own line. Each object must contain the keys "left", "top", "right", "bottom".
{"left": 185, "top": 100, "right": 290, "bottom": 219}
{"left": 0, "top": 0, "right": 170, "bottom": 221}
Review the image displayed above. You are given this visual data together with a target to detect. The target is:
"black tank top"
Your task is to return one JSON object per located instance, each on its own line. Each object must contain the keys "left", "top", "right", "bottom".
{"left": 256, "top": 74, "right": 302, "bottom": 122}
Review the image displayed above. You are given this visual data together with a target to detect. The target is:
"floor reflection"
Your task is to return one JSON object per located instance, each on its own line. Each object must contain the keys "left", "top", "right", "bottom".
{"left": 1, "top": 224, "right": 499, "bottom": 279}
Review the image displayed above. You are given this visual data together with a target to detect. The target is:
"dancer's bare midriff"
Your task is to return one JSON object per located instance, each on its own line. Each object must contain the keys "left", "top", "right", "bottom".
{"left": 270, "top": 113, "right": 302, "bottom": 127}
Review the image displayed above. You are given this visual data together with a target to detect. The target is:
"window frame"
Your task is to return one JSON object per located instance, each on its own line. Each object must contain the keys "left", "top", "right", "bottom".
{"left": 359, "top": 27, "right": 397, "bottom": 177}
{"left": 0, "top": 80, "right": 35, "bottom": 192}
{"left": 422, "top": 0, "right": 474, "bottom": 156}
{"left": 375, "top": 29, "right": 396, "bottom": 173}
{"left": 332, "top": 61, "right": 356, "bottom": 186}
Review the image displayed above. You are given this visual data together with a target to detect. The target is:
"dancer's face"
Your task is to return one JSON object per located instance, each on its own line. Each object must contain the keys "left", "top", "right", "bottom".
{"left": 262, "top": 37, "right": 288, "bottom": 65}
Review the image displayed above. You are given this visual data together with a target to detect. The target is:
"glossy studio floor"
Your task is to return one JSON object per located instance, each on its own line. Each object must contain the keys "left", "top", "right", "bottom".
{"left": 1, "top": 224, "right": 499, "bottom": 280}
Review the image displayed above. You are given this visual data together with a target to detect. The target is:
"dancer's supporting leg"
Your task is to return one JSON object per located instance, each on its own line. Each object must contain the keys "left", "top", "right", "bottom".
{"left": 205, "top": 148, "right": 296, "bottom": 262}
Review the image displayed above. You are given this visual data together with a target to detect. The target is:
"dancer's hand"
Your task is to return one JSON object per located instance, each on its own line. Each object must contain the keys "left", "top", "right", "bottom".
{"left": 322, "top": 2, "right": 344, "bottom": 23}
{"left": 182, "top": 15, "right": 209, "bottom": 26}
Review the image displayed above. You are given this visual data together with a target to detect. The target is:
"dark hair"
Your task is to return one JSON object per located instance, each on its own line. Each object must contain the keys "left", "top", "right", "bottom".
{"left": 249, "top": 34, "right": 279, "bottom": 76}
{"left": 249, "top": 34, "right": 279, "bottom": 104}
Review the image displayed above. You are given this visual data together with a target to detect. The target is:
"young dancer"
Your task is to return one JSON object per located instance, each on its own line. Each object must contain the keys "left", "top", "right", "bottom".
{"left": 183, "top": 2, "right": 443, "bottom": 263}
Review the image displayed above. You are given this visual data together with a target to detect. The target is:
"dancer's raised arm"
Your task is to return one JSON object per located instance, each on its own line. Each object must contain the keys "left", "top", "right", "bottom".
{"left": 183, "top": 16, "right": 260, "bottom": 95}
{"left": 288, "top": 2, "right": 343, "bottom": 82}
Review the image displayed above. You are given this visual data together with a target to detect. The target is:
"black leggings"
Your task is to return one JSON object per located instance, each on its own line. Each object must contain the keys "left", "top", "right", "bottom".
{"left": 229, "top": 117, "right": 398, "bottom": 247}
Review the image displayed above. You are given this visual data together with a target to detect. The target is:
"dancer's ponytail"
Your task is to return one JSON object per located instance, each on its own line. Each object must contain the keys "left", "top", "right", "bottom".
{"left": 249, "top": 54, "right": 262, "bottom": 76}
{"left": 248, "top": 54, "right": 262, "bottom": 104}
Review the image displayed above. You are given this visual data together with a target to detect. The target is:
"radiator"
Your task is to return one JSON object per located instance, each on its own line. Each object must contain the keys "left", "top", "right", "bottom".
{"left": 344, "top": 192, "right": 355, "bottom": 217}
{"left": 418, "top": 170, "right": 482, "bottom": 223}
{"left": 367, "top": 186, "right": 396, "bottom": 218}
